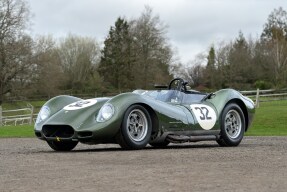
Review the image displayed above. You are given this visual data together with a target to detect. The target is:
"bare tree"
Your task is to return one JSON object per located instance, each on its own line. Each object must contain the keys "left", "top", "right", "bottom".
{"left": 184, "top": 53, "right": 206, "bottom": 88}
{"left": 131, "top": 6, "right": 173, "bottom": 88}
{"left": 99, "top": 7, "right": 174, "bottom": 91}
{"left": 261, "top": 7, "right": 287, "bottom": 87}
{"left": 0, "top": 0, "right": 31, "bottom": 104}
{"left": 31, "top": 35, "right": 65, "bottom": 97}
{"left": 57, "top": 34, "right": 100, "bottom": 91}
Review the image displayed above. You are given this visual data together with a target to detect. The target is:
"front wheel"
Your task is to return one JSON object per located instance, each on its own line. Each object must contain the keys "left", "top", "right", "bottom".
{"left": 117, "top": 105, "right": 152, "bottom": 150}
{"left": 47, "top": 140, "right": 78, "bottom": 151}
{"left": 216, "top": 103, "right": 245, "bottom": 147}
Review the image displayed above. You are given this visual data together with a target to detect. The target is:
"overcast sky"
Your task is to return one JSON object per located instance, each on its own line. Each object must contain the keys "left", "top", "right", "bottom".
{"left": 28, "top": 0, "right": 286, "bottom": 64}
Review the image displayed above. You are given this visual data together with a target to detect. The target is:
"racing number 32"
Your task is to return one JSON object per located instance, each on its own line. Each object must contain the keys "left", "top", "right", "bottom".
{"left": 194, "top": 107, "right": 212, "bottom": 120}
{"left": 190, "top": 104, "right": 217, "bottom": 130}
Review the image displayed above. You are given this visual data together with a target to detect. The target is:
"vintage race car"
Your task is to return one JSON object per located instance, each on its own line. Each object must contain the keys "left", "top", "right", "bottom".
{"left": 34, "top": 78, "right": 255, "bottom": 151}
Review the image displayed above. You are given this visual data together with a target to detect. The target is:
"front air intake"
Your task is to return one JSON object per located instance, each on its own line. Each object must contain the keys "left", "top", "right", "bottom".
{"left": 42, "top": 125, "right": 75, "bottom": 138}
{"left": 78, "top": 131, "right": 93, "bottom": 138}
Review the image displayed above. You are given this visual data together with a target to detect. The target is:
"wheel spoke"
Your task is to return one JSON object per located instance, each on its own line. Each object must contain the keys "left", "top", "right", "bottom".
{"left": 126, "top": 109, "right": 148, "bottom": 142}
{"left": 226, "top": 121, "right": 232, "bottom": 126}
{"left": 225, "top": 109, "right": 242, "bottom": 139}
{"left": 128, "top": 126, "right": 135, "bottom": 134}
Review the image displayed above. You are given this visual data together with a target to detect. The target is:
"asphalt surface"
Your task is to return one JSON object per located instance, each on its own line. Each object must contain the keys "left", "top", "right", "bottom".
{"left": 0, "top": 137, "right": 286, "bottom": 192}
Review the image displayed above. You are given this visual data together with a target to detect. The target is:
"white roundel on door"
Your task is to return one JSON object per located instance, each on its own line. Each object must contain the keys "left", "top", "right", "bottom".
{"left": 190, "top": 104, "right": 217, "bottom": 130}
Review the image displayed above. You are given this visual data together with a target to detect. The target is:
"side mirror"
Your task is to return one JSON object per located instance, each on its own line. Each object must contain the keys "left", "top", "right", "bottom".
{"left": 202, "top": 93, "right": 216, "bottom": 101}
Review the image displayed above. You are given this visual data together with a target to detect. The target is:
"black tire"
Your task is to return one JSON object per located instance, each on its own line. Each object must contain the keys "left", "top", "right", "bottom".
{"left": 216, "top": 103, "right": 245, "bottom": 147}
{"left": 47, "top": 140, "right": 78, "bottom": 151}
{"left": 149, "top": 140, "right": 170, "bottom": 148}
{"left": 117, "top": 105, "right": 152, "bottom": 150}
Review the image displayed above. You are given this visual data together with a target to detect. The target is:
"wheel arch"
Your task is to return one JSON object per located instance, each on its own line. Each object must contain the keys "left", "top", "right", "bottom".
{"left": 116, "top": 103, "right": 157, "bottom": 149}
{"left": 225, "top": 99, "right": 249, "bottom": 132}
{"left": 132, "top": 103, "right": 159, "bottom": 140}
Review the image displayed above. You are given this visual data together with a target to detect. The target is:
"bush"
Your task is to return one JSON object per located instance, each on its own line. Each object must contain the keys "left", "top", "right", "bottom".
{"left": 255, "top": 80, "right": 272, "bottom": 90}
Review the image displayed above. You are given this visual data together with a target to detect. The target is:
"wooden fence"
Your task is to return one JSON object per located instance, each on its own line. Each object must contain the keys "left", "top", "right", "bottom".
{"left": 241, "top": 89, "right": 287, "bottom": 108}
{"left": 0, "top": 88, "right": 286, "bottom": 126}
{"left": 0, "top": 104, "right": 35, "bottom": 126}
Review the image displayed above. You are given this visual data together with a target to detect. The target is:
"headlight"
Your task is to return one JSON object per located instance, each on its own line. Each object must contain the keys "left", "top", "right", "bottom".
{"left": 36, "top": 106, "right": 50, "bottom": 124}
{"left": 96, "top": 103, "right": 115, "bottom": 122}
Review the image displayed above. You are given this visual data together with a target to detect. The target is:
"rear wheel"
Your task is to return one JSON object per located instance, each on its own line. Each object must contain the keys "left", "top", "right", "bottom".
{"left": 117, "top": 105, "right": 152, "bottom": 150}
{"left": 216, "top": 103, "right": 245, "bottom": 147}
{"left": 47, "top": 140, "right": 78, "bottom": 151}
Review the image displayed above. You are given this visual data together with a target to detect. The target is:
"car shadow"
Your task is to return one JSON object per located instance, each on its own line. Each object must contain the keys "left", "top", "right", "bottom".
{"left": 35, "top": 142, "right": 252, "bottom": 154}
{"left": 39, "top": 143, "right": 220, "bottom": 153}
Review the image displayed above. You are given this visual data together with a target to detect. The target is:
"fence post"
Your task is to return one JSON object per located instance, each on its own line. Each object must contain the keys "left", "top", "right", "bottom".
{"left": 0, "top": 106, "right": 2, "bottom": 126}
{"left": 255, "top": 88, "right": 260, "bottom": 108}
{"left": 28, "top": 103, "right": 34, "bottom": 125}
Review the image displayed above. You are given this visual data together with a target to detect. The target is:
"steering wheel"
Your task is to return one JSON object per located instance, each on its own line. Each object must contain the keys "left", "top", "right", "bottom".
{"left": 168, "top": 78, "right": 188, "bottom": 92}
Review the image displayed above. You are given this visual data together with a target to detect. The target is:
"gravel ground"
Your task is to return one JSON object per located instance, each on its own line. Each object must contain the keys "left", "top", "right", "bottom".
{"left": 0, "top": 137, "right": 286, "bottom": 192}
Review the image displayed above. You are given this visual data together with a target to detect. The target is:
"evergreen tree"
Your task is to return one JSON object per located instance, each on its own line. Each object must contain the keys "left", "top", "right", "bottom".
{"left": 205, "top": 46, "right": 216, "bottom": 88}
{"left": 99, "top": 8, "right": 173, "bottom": 91}
{"left": 225, "top": 32, "right": 254, "bottom": 89}
{"left": 99, "top": 17, "right": 134, "bottom": 91}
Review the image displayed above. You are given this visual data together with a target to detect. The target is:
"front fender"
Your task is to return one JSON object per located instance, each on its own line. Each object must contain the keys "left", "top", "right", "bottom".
{"left": 208, "top": 89, "right": 244, "bottom": 114}
{"left": 34, "top": 95, "right": 82, "bottom": 130}
{"left": 207, "top": 89, "right": 255, "bottom": 130}
{"left": 41, "top": 95, "right": 82, "bottom": 116}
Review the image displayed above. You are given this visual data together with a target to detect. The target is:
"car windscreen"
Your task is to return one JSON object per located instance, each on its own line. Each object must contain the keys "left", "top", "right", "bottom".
{"left": 142, "top": 90, "right": 206, "bottom": 104}
{"left": 143, "top": 90, "right": 183, "bottom": 104}
{"left": 182, "top": 93, "right": 206, "bottom": 104}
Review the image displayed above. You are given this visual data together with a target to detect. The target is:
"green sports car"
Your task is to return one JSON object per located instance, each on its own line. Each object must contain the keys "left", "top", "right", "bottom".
{"left": 34, "top": 78, "right": 255, "bottom": 151}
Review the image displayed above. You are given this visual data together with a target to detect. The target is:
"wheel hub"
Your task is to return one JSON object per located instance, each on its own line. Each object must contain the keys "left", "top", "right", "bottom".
{"left": 127, "top": 109, "right": 148, "bottom": 142}
{"left": 225, "top": 109, "right": 242, "bottom": 139}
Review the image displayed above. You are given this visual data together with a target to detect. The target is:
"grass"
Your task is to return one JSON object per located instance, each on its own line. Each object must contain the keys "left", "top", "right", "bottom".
{"left": 0, "top": 101, "right": 43, "bottom": 138}
{"left": 0, "top": 125, "right": 34, "bottom": 138}
{"left": 246, "top": 100, "right": 287, "bottom": 136}
{"left": 0, "top": 100, "right": 286, "bottom": 138}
